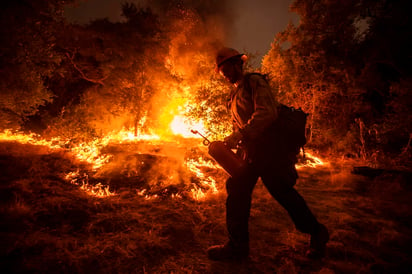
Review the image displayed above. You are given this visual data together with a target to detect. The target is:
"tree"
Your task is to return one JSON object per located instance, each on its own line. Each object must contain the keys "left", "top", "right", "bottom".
{"left": 42, "top": 3, "right": 167, "bottom": 139}
{"left": 0, "top": 0, "right": 76, "bottom": 129}
{"left": 262, "top": 0, "right": 411, "bottom": 165}
{"left": 2, "top": 1, "right": 231, "bottom": 141}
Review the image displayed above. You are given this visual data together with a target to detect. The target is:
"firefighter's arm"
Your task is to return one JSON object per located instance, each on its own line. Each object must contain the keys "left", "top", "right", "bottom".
{"left": 224, "top": 131, "right": 242, "bottom": 148}
{"left": 224, "top": 122, "right": 242, "bottom": 148}
{"left": 240, "top": 75, "right": 279, "bottom": 140}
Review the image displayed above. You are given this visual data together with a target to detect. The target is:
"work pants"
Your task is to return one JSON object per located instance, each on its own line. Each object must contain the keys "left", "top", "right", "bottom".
{"left": 225, "top": 161, "right": 320, "bottom": 248}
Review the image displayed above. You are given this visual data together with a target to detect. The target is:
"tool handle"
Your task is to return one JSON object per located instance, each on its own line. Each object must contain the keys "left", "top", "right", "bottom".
{"left": 190, "top": 129, "right": 210, "bottom": 146}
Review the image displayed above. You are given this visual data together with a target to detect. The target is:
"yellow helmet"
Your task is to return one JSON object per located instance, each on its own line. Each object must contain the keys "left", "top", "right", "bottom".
{"left": 215, "top": 47, "right": 247, "bottom": 70}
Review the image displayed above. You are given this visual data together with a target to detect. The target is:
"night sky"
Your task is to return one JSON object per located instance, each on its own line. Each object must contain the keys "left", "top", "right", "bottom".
{"left": 64, "top": 0, "right": 298, "bottom": 65}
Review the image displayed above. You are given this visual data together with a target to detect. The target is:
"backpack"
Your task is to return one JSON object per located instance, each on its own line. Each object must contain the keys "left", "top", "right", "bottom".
{"left": 277, "top": 104, "right": 308, "bottom": 155}
{"left": 243, "top": 73, "right": 308, "bottom": 155}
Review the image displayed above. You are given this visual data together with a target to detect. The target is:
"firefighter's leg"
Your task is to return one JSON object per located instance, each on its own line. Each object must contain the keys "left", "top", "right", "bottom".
{"left": 261, "top": 165, "right": 329, "bottom": 258}
{"left": 225, "top": 172, "right": 258, "bottom": 247}
{"left": 261, "top": 165, "right": 319, "bottom": 234}
{"left": 207, "top": 171, "right": 258, "bottom": 260}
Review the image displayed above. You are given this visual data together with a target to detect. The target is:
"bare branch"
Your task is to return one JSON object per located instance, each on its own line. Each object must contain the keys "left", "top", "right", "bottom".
{"left": 65, "top": 52, "right": 107, "bottom": 86}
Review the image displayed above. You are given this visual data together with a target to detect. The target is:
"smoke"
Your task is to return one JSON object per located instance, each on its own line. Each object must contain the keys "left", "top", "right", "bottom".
{"left": 134, "top": 0, "right": 231, "bottom": 68}
{"left": 61, "top": 0, "right": 236, "bottom": 139}
{"left": 150, "top": 0, "right": 234, "bottom": 77}
{"left": 126, "top": 0, "right": 236, "bottom": 137}
{"left": 144, "top": 0, "right": 234, "bottom": 26}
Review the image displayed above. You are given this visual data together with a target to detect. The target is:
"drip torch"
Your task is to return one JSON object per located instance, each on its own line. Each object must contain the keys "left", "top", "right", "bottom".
{"left": 191, "top": 130, "right": 248, "bottom": 178}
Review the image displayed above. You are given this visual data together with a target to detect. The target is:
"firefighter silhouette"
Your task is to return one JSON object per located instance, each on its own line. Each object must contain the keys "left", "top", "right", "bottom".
{"left": 207, "top": 47, "right": 329, "bottom": 260}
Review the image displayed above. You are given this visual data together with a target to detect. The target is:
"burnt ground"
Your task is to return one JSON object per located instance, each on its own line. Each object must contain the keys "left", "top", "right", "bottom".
{"left": 0, "top": 141, "right": 411, "bottom": 273}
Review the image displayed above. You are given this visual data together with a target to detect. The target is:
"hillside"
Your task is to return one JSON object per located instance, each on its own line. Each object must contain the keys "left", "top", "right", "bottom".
{"left": 1, "top": 141, "right": 411, "bottom": 273}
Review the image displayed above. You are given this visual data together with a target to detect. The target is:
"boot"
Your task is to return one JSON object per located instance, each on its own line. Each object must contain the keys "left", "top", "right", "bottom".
{"left": 306, "top": 223, "right": 329, "bottom": 259}
{"left": 207, "top": 242, "right": 249, "bottom": 261}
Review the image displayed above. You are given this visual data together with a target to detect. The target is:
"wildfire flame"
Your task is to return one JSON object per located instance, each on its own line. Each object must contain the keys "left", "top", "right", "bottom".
{"left": 0, "top": 4, "right": 330, "bottom": 202}
{"left": 186, "top": 157, "right": 220, "bottom": 200}
{"left": 65, "top": 170, "right": 115, "bottom": 198}
{"left": 170, "top": 115, "right": 206, "bottom": 138}
{"left": 0, "top": 124, "right": 328, "bottom": 200}
{"left": 107, "top": 128, "right": 160, "bottom": 143}
{"left": 0, "top": 129, "right": 67, "bottom": 149}
{"left": 296, "top": 150, "right": 328, "bottom": 169}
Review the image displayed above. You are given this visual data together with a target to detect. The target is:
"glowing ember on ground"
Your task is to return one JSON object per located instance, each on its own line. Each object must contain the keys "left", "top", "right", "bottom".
{"left": 191, "top": 185, "right": 207, "bottom": 200}
{"left": 70, "top": 141, "right": 112, "bottom": 170}
{"left": 0, "top": 129, "right": 329, "bottom": 200}
{"left": 0, "top": 129, "right": 67, "bottom": 149}
{"left": 65, "top": 170, "right": 115, "bottom": 198}
{"left": 186, "top": 157, "right": 220, "bottom": 200}
{"left": 296, "top": 150, "right": 328, "bottom": 169}
{"left": 136, "top": 189, "right": 159, "bottom": 200}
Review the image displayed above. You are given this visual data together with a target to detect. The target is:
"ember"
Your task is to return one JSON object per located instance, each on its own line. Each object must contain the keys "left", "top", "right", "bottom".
{"left": 296, "top": 150, "right": 328, "bottom": 169}
{"left": 66, "top": 170, "right": 115, "bottom": 198}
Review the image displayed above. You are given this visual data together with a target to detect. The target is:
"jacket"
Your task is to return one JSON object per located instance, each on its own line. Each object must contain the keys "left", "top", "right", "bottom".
{"left": 228, "top": 73, "right": 279, "bottom": 141}
{"left": 228, "top": 73, "right": 295, "bottom": 166}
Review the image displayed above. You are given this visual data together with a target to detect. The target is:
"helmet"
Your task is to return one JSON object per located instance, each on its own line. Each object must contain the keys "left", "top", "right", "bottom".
{"left": 215, "top": 47, "right": 247, "bottom": 70}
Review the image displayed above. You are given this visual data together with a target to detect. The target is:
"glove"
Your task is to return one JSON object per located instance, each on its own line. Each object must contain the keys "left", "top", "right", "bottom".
{"left": 224, "top": 131, "right": 243, "bottom": 149}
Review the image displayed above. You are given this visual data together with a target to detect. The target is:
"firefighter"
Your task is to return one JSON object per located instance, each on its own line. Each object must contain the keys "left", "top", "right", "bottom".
{"left": 207, "top": 47, "right": 329, "bottom": 260}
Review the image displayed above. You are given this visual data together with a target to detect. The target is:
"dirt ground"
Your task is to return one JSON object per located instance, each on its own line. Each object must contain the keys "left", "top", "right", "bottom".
{"left": 1, "top": 141, "right": 411, "bottom": 273}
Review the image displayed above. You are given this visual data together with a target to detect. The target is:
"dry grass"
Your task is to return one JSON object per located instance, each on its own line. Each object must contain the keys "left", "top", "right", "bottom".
{"left": 0, "top": 141, "right": 411, "bottom": 273}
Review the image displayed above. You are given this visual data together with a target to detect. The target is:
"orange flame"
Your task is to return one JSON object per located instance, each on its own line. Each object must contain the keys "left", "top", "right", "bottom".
{"left": 170, "top": 115, "right": 205, "bottom": 138}
{"left": 65, "top": 170, "right": 115, "bottom": 198}
{"left": 296, "top": 150, "right": 328, "bottom": 169}
{"left": 0, "top": 129, "right": 67, "bottom": 148}
{"left": 186, "top": 157, "right": 220, "bottom": 200}
{"left": 0, "top": 127, "right": 328, "bottom": 201}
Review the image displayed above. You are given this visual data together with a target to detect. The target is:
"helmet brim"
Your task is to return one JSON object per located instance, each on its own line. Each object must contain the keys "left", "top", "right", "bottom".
{"left": 215, "top": 54, "right": 246, "bottom": 73}
{"left": 217, "top": 54, "right": 244, "bottom": 68}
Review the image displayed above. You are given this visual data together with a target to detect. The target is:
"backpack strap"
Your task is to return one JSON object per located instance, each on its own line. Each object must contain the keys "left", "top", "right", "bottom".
{"left": 242, "top": 73, "right": 268, "bottom": 95}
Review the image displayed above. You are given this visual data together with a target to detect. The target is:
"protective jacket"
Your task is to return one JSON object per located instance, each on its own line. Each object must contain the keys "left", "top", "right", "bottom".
{"left": 228, "top": 73, "right": 295, "bottom": 167}
{"left": 228, "top": 73, "right": 279, "bottom": 140}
